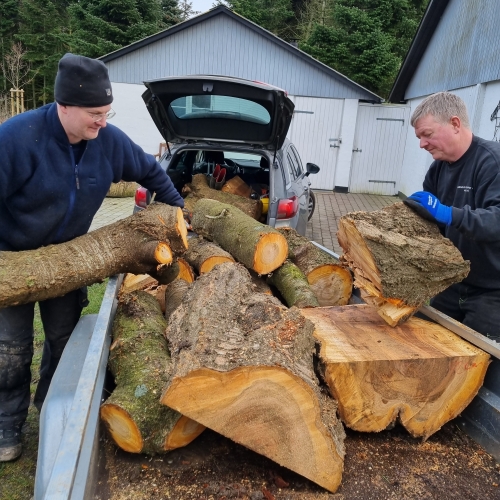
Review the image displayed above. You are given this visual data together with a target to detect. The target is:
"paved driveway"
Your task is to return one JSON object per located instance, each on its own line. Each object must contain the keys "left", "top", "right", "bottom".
{"left": 91, "top": 191, "right": 400, "bottom": 255}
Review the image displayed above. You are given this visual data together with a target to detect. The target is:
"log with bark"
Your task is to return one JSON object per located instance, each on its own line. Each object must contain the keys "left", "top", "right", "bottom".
{"left": 277, "top": 227, "right": 352, "bottom": 306}
{"left": 267, "top": 260, "right": 320, "bottom": 308}
{"left": 160, "top": 262, "right": 345, "bottom": 493}
{"left": 182, "top": 174, "right": 262, "bottom": 220}
{"left": 184, "top": 236, "right": 235, "bottom": 274}
{"left": 0, "top": 203, "right": 188, "bottom": 308}
{"left": 191, "top": 199, "right": 288, "bottom": 275}
{"left": 301, "top": 304, "right": 490, "bottom": 440}
{"left": 337, "top": 202, "right": 470, "bottom": 326}
{"left": 164, "top": 279, "right": 190, "bottom": 321}
{"left": 100, "top": 291, "right": 205, "bottom": 454}
{"left": 106, "top": 180, "right": 139, "bottom": 197}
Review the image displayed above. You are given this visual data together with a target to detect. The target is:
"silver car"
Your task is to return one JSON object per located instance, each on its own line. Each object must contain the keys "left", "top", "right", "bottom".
{"left": 135, "top": 75, "right": 319, "bottom": 235}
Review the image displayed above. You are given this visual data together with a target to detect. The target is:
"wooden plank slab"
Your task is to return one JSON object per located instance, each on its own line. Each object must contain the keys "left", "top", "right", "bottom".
{"left": 301, "top": 305, "right": 490, "bottom": 439}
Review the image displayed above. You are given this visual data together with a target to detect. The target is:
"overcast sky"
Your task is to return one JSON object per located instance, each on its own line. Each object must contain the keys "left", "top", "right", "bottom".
{"left": 190, "top": 0, "right": 217, "bottom": 15}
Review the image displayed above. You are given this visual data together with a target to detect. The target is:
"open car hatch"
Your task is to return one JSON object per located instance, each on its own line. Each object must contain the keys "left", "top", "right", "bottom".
{"left": 142, "top": 75, "right": 295, "bottom": 151}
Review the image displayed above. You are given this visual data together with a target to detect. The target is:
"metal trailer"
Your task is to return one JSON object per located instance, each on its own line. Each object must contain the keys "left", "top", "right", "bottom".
{"left": 33, "top": 246, "right": 500, "bottom": 499}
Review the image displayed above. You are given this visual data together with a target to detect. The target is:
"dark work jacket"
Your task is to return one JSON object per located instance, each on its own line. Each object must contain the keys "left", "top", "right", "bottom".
{"left": 423, "top": 135, "right": 500, "bottom": 289}
{"left": 0, "top": 103, "right": 183, "bottom": 251}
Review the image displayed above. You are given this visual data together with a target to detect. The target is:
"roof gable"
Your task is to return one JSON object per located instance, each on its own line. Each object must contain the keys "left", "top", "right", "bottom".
{"left": 390, "top": 0, "right": 500, "bottom": 102}
{"left": 100, "top": 5, "right": 380, "bottom": 101}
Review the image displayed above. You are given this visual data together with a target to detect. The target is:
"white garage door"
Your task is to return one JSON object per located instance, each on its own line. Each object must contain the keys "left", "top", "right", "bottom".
{"left": 287, "top": 96, "right": 344, "bottom": 190}
{"left": 349, "top": 104, "right": 410, "bottom": 195}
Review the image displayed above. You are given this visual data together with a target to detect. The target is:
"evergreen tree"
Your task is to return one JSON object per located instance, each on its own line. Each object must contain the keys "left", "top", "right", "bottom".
{"left": 16, "top": 0, "right": 70, "bottom": 107}
{"left": 222, "top": 0, "right": 297, "bottom": 41}
{"left": 299, "top": 0, "right": 429, "bottom": 97}
{"left": 0, "top": 0, "right": 21, "bottom": 91}
{"left": 67, "top": 0, "right": 171, "bottom": 58}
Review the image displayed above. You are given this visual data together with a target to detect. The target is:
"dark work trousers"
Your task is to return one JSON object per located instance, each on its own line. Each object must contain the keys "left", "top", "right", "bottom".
{"left": 0, "top": 288, "right": 87, "bottom": 430}
{"left": 431, "top": 283, "right": 500, "bottom": 341}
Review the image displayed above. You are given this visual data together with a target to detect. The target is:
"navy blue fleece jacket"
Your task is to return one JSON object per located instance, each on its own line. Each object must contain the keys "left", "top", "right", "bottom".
{"left": 423, "top": 135, "right": 500, "bottom": 289}
{"left": 0, "top": 103, "right": 183, "bottom": 251}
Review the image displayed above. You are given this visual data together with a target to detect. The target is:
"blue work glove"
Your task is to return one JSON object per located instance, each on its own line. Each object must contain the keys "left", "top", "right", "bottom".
{"left": 403, "top": 191, "right": 452, "bottom": 225}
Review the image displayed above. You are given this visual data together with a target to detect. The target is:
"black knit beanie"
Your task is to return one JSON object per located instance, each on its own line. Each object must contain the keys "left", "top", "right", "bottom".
{"left": 54, "top": 53, "right": 113, "bottom": 107}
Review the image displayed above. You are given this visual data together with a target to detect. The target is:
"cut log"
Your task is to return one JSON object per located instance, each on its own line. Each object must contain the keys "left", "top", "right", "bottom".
{"left": 106, "top": 180, "right": 139, "bottom": 197}
{"left": 267, "top": 260, "right": 320, "bottom": 308}
{"left": 191, "top": 199, "right": 288, "bottom": 275}
{"left": 277, "top": 228, "right": 352, "bottom": 306}
{"left": 183, "top": 174, "right": 262, "bottom": 220}
{"left": 248, "top": 270, "right": 273, "bottom": 295}
{"left": 164, "top": 279, "right": 190, "bottom": 321}
{"left": 160, "top": 262, "right": 345, "bottom": 493}
{"left": 100, "top": 291, "right": 205, "bottom": 454}
{"left": 184, "top": 236, "right": 235, "bottom": 274}
{"left": 337, "top": 202, "right": 470, "bottom": 325}
{"left": 302, "top": 304, "right": 490, "bottom": 440}
{"left": 0, "top": 202, "right": 188, "bottom": 308}
{"left": 220, "top": 175, "right": 252, "bottom": 198}
{"left": 121, "top": 273, "right": 158, "bottom": 295}
{"left": 176, "top": 257, "right": 196, "bottom": 283}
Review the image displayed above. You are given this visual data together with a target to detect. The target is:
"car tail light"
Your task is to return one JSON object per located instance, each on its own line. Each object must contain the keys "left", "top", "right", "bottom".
{"left": 135, "top": 187, "right": 150, "bottom": 209}
{"left": 276, "top": 195, "right": 299, "bottom": 219}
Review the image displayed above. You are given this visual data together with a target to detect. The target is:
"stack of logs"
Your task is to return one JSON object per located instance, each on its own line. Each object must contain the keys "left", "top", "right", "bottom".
{"left": 0, "top": 197, "right": 489, "bottom": 493}
{"left": 98, "top": 200, "right": 488, "bottom": 493}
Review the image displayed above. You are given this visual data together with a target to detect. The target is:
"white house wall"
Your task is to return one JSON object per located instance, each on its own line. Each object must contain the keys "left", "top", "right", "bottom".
{"left": 111, "top": 82, "right": 163, "bottom": 155}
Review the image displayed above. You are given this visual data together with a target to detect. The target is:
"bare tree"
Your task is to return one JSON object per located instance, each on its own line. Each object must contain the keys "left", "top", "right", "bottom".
{"left": 3, "top": 42, "right": 32, "bottom": 90}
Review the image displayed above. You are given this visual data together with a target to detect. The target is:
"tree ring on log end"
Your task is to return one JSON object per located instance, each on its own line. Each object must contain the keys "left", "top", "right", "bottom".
{"left": 253, "top": 233, "right": 288, "bottom": 274}
{"left": 165, "top": 415, "right": 206, "bottom": 450}
{"left": 100, "top": 404, "right": 143, "bottom": 453}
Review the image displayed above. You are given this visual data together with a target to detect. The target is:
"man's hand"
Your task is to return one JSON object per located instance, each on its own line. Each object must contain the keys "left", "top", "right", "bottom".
{"left": 403, "top": 191, "right": 452, "bottom": 225}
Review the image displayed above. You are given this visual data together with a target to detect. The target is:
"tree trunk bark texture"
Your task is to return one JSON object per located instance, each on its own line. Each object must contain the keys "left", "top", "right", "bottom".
{"left": 160, "top": 262, "right": 345, "bottom": 493}
{"left": 267, "top": 260, "right": 320, "bottom": 308}
{"left": 100, "top": 291, "right": 205, "bottom": 454}
{"left": 191, "top": 199, "right": 288, "bottom": 275}
{"left": 301, "top": 304, "right": 490, "bottom": 440}
{"left": 337, "top": 203, "right": 470, "bottom": 325}
{"left": 0, "top": 203, "right": 188, "bottom": 307}
{"left": 183, "top": 174, "right": 262, "bottom": 220}
{"left": 277, "top": 228, "right": 352, "bottom": 306}
{"left": 106, "top": 181, "right": 139, "bottom": 198}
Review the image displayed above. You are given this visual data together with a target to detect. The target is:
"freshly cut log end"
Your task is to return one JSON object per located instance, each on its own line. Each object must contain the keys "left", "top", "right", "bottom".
{"left": 161, "top": 366, "right": 344, "bottom": 493}
{"left": 191, "top": 199, "right": 288, "bottom": 274}
{"left": 165, "top": 415, "right": 206, "bottom": 451}
{"left": 184, "top": 236, "right": 235, "bottom": 274}
{"left": 302, "top": 305, "right": 490, "bottom": 439}
{"left": 177, "top": 258, "right": 195, "bottom": 283}
{"left": 160, "top": 262, "right": 345, "bottom": 492}
{"left": 100, "top": 404, "right": 143, "bottom": 453}
{"left": 337, "top": 203, "right": 470, "bottom": 324}
{"left": 277, "top": 227, "right": 352, "bottom": 306}
{"left": 102, "top": 291, "right": 201, "bottom": 455}
{"left": 254, "top": 233, "right": 289, "bottom": 275}
{"left": 154, "top": 242, "right": 173, "bottom": 265}
{"left": 174, "top": 205, "right": 189, "bottom": 251}
{"left": 307, "top": 265, "right": 352, "bottom": 307}
{"left": 0, "top": 203, "right": 190, "bottom": 308}
{"left": 120, "top": 273, "right": 158, "bottom": 295}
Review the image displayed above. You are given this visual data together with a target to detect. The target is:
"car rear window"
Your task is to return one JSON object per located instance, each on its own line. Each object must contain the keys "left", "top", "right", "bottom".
{"left": 170, "top": 95, "right": 271, "bottom": 125}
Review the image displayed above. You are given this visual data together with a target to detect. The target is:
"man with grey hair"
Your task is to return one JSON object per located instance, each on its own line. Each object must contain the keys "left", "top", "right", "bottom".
{"left": 405, "top": 91, "right": 500, "bottom": 341}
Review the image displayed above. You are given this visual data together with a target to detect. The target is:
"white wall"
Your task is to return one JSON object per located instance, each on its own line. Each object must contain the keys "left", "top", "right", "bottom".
{"left": 399, "top": 82, "right": 500, "bottom": 196}
{"left": 476, "top": 81, "right": 500, "bottom": 141}
{"left": 110, "top": 82, "right": 164, "bottom": 156}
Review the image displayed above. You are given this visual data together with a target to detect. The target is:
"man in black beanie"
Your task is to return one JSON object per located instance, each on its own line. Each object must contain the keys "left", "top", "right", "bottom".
{"left": 0, "top": 53, "right": 183, "bottom": 461}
